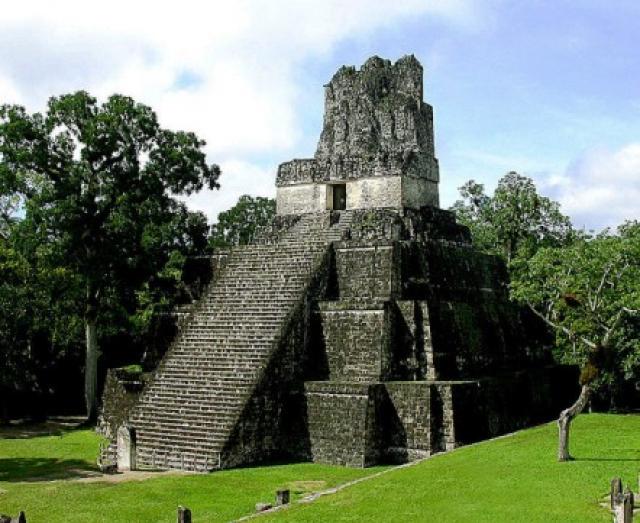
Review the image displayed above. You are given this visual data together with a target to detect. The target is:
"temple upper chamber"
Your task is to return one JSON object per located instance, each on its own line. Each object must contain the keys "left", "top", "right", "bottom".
{"left": 276, "top": 55, "right": 440, "bottom": 215}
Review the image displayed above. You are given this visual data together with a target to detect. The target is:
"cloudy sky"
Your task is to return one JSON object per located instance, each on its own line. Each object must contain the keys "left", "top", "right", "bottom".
{"left": 1, "top": 1, "right": 638, "bottom": 230}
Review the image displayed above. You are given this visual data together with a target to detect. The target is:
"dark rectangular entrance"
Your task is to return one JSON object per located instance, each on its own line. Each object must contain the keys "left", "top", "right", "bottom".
{"left": 332, "top": 183, "right": 346, "bottom": 210}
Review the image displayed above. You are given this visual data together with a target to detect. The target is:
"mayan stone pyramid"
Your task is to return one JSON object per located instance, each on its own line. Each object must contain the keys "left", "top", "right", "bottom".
{"left": 102, "top": 55, "right": 576, "bottom": 472}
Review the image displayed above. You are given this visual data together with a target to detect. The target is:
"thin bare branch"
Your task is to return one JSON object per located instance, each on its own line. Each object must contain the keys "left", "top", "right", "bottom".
{"left": 601, "top": 307, "right": 639, "bottom": 347}
{"left": 591, "top": 262, "right": 613, "bottom": 312}
{"left": 527, "top": 303, "right": 598, "bottom": 349}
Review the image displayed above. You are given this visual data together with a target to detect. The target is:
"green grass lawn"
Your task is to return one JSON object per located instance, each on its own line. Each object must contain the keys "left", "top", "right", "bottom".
{"left": 0, "top": 425, "right": 101, "bottom": 482}
{"left": 0, "top": 424, "right": 381, "bottom": 522}
{"left": 263, "top": 413, "right": 640, "bottom": 522}
{"left": 0, "top": 414, "right": 638, "bottom": 522}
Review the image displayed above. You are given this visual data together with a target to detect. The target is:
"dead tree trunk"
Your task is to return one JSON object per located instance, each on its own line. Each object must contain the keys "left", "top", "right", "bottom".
{"left": 84, "top": 283, "right": 100, "bottom": 423}
{"left": 85, "top": 318, "right": 99, "bottom": 422}
{"left": 558, "top": 384, "right": 591, "bottom": 461}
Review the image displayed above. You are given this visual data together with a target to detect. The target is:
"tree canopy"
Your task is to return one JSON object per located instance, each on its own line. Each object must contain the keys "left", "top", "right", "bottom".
{"left": 209, "top": 195, "right": 275, "bottom": 248}
{"left": 510, "top": 222, "right": 640, "bottom": 459}
{"left": 0, "top": 92, "right": 219, "bottom": 419}
{"left": 451, "top": 172, "right": 574, "bottom": 262}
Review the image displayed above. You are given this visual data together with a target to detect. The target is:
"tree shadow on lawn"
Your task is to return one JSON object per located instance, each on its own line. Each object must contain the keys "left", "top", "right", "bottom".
{"left": 0, "top": 417, "right": 85, "bottom": 440}
{"left": 575, "top": 457, "right": 640, "bottom": 462}
{"left": 574, "top": 448, "right": 640, "bottom": 462}
{"left": 0, "top": 457, "right": 99, "bottom": 482}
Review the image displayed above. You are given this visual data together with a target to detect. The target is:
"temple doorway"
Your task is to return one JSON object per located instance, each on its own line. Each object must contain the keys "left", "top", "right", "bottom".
{"left": 330, "top": 183, "right": 346, "bottom": 210}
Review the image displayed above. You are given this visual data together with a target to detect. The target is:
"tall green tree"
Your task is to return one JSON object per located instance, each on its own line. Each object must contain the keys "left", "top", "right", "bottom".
{"left": 451, "top": 172, "right": 574, "bottom": 262}
{"left": 511, "top": 222, "right": 640, "bottom": 461}
{"left": 0, "top": 215, "right": 84, "bottom": 420}
{"left": 0, "top": 93, "right": 219, "bottom": 420}
{"left": 209, "top": 195, "right": 275, "bottom": 248}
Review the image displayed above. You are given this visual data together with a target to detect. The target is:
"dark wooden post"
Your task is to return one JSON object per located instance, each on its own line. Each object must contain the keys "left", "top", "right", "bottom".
{"left": 0, "top": 513, "right": 26, "bottom": 523}
{"left": 623, "top": 489, "right": 634, "bottom": 523}
{"left": 613, "top": 486, "right": 635, "bottom": 523}
{"left": 177, "top": 506, "right": 191, "bottom": 523}
{"left": 612, "top": 478, "right": 624, "bottom": 509}
{"left": 276, "top": 489, "right": 290, "bottom": 506}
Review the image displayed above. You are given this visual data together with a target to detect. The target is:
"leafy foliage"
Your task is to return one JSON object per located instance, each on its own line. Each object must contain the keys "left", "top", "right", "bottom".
{"left": 0, "top": 92, "right": 219, "bottom": 417}
{"left": 209, "top": 195, "right": 275, "bottom": 248}
{"left": 511, "top": 222, "right": 640, "bottom": 407}
{"left": 451, "top": 172, "right": 574, "bottom": 261}
{"left": 0, "top": 219, "right": 84, "bottom": 418}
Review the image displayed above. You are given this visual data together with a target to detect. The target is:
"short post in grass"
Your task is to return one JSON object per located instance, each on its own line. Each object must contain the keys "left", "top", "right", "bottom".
{"left": 0, "top": 512, "right": 26, "bottom": 523}
{"left": 177, "top": 506, "right": 191, "bottom": 523}
{"left": 276, "top": 489, "right": 291, "bottom": 506}
{"left": 612, "top": 478, "right": 623, "bottom": 509}
{"left": 623, "top": 489, "right": 634, "bottom": 523}
{"left": 612, "top": 487, "right": 634, "bottom": 523}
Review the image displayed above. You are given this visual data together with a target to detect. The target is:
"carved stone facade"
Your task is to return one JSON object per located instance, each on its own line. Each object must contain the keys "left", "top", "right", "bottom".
{"left": 276, "top": 56, "right": 439, "bottom": 215}
{"left": 100, "top": 56, "right": 577, "bottom": 472}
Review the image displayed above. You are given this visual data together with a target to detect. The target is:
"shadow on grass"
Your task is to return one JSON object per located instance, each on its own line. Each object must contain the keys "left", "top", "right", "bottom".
{"left": 0, "top": 417, "right": 85, "bottom": 440}
{"left": 575, "top": 457, "right": 640, "bottom": 462}
{"left": 0, "top": 458, "right": 98, "bottom": 482}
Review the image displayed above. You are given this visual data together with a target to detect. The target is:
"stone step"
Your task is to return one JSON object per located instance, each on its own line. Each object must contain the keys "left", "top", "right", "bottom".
{"left": 147, "top": 378, "right": 257, "bottom": 389}
{"left": 163, "top": 353, "right": 268, "bottom": 362}
{"left": 136, "top": 424, "right": 228, "bottom": 442}
{"left": 128, "top": 230, "right": 333, "bottom": 466}
{"left": 135, "top": 449, "right": 220, "bottom": 471}
{"left": 134, "top": 414, "right": 236, "bottom": 432}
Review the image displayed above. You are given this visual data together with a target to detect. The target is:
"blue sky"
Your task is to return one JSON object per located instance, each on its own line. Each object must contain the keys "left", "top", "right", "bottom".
{"left": 1, "top": 1, "right": 638, "bottom": 229}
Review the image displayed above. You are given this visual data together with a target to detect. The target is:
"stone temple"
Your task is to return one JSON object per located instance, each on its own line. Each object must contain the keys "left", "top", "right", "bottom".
{"left": 99, "top": 55, "right": 576, "bottom": 471}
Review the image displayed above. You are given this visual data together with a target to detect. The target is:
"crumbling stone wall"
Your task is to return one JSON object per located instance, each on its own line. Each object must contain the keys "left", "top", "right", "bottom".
{"left": 318, "top": 302, "right": 391, "bottom": 382}
{"left": 275, "top": 55, "right": 440, "bottom": 214}
{"left": 383, "top": 383, "right": 431, "bottom": 462}
{"left": 315, "top": 55, "right": 434, "bottom": 163}
{"left": 334, "top": 242, "right": 402, "bottom": 299}
{"left": 97, "top": 368, "right": 149, "bottom": 440}
{"left": 305, "top": 382, "right": 381, "bottom": 467}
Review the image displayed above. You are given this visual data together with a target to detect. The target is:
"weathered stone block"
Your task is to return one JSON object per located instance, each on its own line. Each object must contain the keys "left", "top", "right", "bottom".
{"left": 177, "top": 506, "right": 191, "bottom": 523}
{"left": 305, "top": 382, "right": 382, "bottom": 467}
{"left": 382, "top": 382, "right": 431, "bottom": 462}
{"left": 275, "top": 489, "right": 290, "bottom": 506}
{"left": 116, "top": 424, "right": 136, "bottom": 471}
{"left": 335, "top": 242, "right": 401, "bottom": 299}
{"left": 318, "top": 301, "right": 391, "bottom": 382}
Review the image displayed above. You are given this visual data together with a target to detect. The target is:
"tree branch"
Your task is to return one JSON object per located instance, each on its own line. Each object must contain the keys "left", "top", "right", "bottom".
{"left": 601, "top": 307, "right": 638, "bottom": 348}
{"left": 527, "top": 302, "right": 598, "bottom": 349}
{"left": 590, "top": 262, "right": 613, "bottom": 312}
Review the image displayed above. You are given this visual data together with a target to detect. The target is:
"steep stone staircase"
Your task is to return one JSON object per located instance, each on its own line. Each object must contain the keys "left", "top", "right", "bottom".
{"left": 129, "top": 211, "right": 352, "bottom": 471}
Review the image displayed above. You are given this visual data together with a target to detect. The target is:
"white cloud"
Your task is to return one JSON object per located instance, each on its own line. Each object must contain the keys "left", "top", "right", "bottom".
{"left": 541, "top": 144, "right": 640, "bottom": 230}
{"left": 179, "top": 159, "right": 276, "bottom": 223}
{"left": 0, "top": 0, "right": 481, "bottom": 220}
{"left": 0, "top": 76, "right": 22, "bottom": 105}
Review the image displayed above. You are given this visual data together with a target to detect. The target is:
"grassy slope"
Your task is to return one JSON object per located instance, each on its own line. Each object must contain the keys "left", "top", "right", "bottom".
{"left": 0, "top": 428, "right": 380, "bottom": 522}
{"left": 0, "top": 414, "right": 637, "bottom": 522}
{"left": 264, "top": 413, "right": 640, "bottom": 523}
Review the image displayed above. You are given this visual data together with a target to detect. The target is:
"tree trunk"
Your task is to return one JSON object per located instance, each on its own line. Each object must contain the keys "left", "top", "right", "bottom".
{"left": 84, "top": 318, "right": 99, "bottom": 422}
{"left": 558, "top": 384, "right": 591, "bottom": 461}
